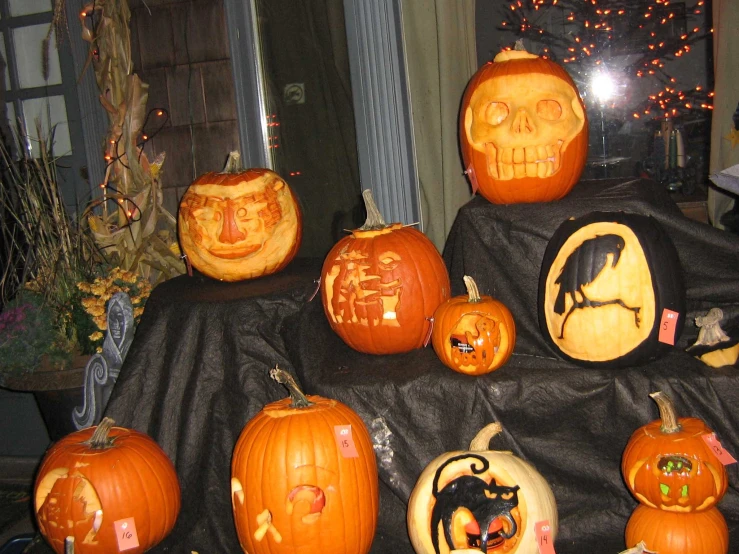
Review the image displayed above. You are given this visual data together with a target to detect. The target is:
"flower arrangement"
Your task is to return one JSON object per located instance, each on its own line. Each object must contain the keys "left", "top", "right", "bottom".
{"left": 77, "top": 268, "right": 152, "bottom": 352}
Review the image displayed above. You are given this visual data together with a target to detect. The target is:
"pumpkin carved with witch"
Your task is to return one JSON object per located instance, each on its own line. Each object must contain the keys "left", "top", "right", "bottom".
{"left": 538, "top": 211, "right": 685, "bottom": 368}
{"left": 178, "top": 151, "right": 302, "bottom": 282}
{"left": 407, "top": 423, "right": 557, "bottom": 554}
{"left": 460, "top": 41, "right": 588, "bottom": 204}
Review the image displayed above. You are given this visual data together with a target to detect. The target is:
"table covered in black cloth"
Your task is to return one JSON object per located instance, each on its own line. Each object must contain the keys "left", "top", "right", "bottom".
{"left": 29, "top": 178, "right": 739, "bottom": 553}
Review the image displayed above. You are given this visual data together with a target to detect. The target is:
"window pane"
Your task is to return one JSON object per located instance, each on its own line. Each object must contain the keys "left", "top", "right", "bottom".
{"left": 0, "top": 32, "right": 8, "bottom": 87}
{"left": 22, "top": 95, "right": 71, "bottom": 157}
{"left": 13, "top": 25, "right": 61, "bottom": 88}
{"left": 8, "top": 0, "right": 51, "bottom": 17}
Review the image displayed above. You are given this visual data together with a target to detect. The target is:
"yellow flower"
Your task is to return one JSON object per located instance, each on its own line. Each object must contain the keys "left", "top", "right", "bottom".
{"left": 89, "top": 331, "right": 103, "bottom": 342}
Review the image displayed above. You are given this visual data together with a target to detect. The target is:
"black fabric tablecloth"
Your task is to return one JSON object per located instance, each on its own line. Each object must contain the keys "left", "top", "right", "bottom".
{"left": 27, "top": 179, "right": 739, "bottom": 554}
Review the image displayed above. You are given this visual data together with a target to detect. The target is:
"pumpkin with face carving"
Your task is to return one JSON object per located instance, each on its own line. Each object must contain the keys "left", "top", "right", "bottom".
{"left": 460, "top": 43, "right": 588, "bottom": 204}
{"left": 231, "top": 367, "right": 379, "bottom": 554}
{"left": 34, "top": 418, "right": 180, "bottom": 554}
{"left": 407, "top": 423, "right": 557, "bottom": 554}
{"left": 178, "top": 151, "right": 302, "bottom": 281}
{"left": 321, "top": 189, "right": 450, "bottom": 354}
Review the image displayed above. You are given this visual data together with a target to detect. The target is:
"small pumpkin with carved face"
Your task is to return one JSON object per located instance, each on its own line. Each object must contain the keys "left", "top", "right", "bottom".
{"left": 460, "top": 42, "right": 588, "bottom": 204}
{"left": 621, "top": 392, "right": 729, "bottom": 514}
{"left": 178, "top": 152, "right": 302, "bottom": 281}
{"left": 407, "top": 423, "right": 557, "bottom": 554}
{"left": 231, "top": 367, "right": 379, "bottom": 554}
{"left": 321, "top": 189, "right": 450, "bottom": 354}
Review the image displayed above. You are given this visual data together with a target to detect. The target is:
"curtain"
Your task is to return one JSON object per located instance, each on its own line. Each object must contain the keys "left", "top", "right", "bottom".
{"left": 401, "top": 0, "right": 477, "bottom": 252}
{"left": 708, "top": 0, "right": 738, "bottom": 228}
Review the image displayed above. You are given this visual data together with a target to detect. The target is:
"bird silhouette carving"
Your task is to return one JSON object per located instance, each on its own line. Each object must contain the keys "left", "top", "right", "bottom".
{"left": 553, "top": 233, "right": 641, "bottom": 338}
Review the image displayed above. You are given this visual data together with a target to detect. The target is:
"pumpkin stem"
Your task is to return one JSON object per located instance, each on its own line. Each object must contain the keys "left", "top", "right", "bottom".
{"left": 469, "top": 422, "right": 503, "bottom": 451}
{"left": 649, "top": 391, "right": 682, "bottom": 434}
{"left": 358, "top": 189, "right": 388, "bottom": 230}
{"left": 270, "top": 366, "right": 313, "bottom": 408}
{"left": 222, "top": 151, "right": 243, "bottom": 174}
{"left": 514, "top": 39, "right": 526, "bottom": 52}
{"left": 463, "top": 275, "right": 481, "bottom": 303}
{"left": 86, "top": 417, "right": 116, "bottom": 449}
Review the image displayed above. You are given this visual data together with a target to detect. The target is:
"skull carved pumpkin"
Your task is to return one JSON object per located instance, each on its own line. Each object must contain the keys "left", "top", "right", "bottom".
{"left": 407, "top": 423, "right": 557, "bottom": 554}
{"left": 621, "top": 392, "right": 729, "bottom": 514}
{"left": 460, "top": 42, "right": 588, "bottom": 205}
{"left": 34, "top": 418, "right": 180, "bottom": 554}
{"left": 320, "top": 189, "right": 450, "bottom": 354}
{"left": 231, "top": 367, "right": 379, "bottom": 554}
{"left": 178, "top": 151, "right": 302, "bottom": 282}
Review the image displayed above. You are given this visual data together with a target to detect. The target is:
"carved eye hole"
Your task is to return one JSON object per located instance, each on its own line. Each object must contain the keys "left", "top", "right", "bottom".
{"left": 484, "top": 102, "right": 509, "bottom": 126}
{"left": 537, "top": 99, "right": 562, "bottom": 120}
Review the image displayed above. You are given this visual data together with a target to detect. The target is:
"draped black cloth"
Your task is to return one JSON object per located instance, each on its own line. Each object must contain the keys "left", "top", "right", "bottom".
{"left": 27, "top": 179, "right": 739, "bottom": 553}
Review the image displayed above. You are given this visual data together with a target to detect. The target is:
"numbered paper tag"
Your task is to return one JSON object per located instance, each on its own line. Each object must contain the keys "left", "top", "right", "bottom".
{"left": 334, "top": 425, "right": 359, "bottom": 458}
{"left": 702, "top": 433, "right": 738, "bottom": 465}
{"left": 114, "top": 517, "right": 140, "bottom": 551}
{"left": 535, "top": 520, "right": 556, "bottom": 554}
{"left": 658, "top": 308, "right": 679, "bottom": 345}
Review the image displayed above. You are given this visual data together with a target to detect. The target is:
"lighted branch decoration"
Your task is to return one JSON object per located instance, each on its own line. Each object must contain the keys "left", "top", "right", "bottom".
{"left": 78, "top": 0, "right": 184, "bottom": 284}
{"left": 498, "top": 0, "right": 713, "bottom": 121}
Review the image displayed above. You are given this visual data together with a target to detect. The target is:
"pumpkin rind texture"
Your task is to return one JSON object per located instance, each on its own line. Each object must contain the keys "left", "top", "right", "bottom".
{"left": 538, "top": 211, "right": 685, "bottom": 368}
{"left": 231, "top": 394, "right": 379, "bottom": 554}
{"left": 460, "top": 47, "right": 588, "bottom": 204}
{"left": 321, "top": 223, "right": 450, "bottom": 355}
{"left": 625, "top": 504, "right": 729, "bottom": 554}
{"left": 178, "top": 164, "right": 302, "bottom": 281}
{"left": 407, "top": 424, "right": 557, "bottom": 554}
{"left": 33, "top": 421, "right": 181, "bottom": 554}
{"left": 432, "top": 276, "right": 516, "bottom": 374}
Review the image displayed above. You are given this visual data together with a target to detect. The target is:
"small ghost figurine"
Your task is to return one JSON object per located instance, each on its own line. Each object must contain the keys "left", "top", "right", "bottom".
{"left": 693, "top": 307, "right": 731, "bottom": 347}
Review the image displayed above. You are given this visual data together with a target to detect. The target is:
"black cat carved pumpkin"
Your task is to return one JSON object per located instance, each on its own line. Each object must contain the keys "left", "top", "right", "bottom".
{"left": 407, "top": 423, "right": 557, "bottom": 554}
{"left": 538, "top": 212, "right": 685, "bottom": 368}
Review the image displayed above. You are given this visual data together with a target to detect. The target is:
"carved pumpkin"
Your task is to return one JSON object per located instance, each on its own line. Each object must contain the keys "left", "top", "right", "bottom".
{"left": 460, "top": 41, "right": 588, "bottom": 204}
{"left": 407, "top": 423, "right": 557, "bottom": 554}
{"left": 321, "top": 189, "right": 450, "bottom": 354}
{"left": 231, "top": 367, "right": 379, "bottom": 554}
{"left": 178, "top": 151, "right": 302, "bottom": 281}
{"left": 621, "top": 392, "right": 728, "bottom": 514}
{"left": 34, "top": 418, "right": 180, "bottom": 554}
{"left": 625, "top": 505, "right": 729, "bottom": 554}
{"left": 538, "top": 211, "right": 685, "bottom": 367}
{"left": 431, "top": 276, "right": 516, "bottom": 375}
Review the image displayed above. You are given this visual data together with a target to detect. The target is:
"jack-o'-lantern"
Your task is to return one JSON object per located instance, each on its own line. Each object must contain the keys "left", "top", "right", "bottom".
{"left": 431, "top": 276, "right": 516, "bottom": 375}
{"left": 178, "top": 151, "right": 302, "bottom": 281}
{"left": 407, "top": 423, "right": 557, "bottom": 554}
{"left": 625, "top": 505, "right": 729, "bottom": 554}
{"left": 231, "top": 367, "right": 379, "bottom": 554}
{"left": 538, "top": 211, "right": 685, "bottom": 368}
{"left": 320, "top": 189, "right": 450, "bottom": 354}
{"left": 460, "top": 41, "right": 588, "bottom": 204}
{"left": 621, "top": 392, "right": 728, "bottom": 514}
{"left": 34, "top": 418, "right": 180, "bottom": 554}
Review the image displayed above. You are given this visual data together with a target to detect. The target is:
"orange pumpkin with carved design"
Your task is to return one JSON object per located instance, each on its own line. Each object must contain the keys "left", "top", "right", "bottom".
{"left": 178, "top": 151, "right": 302, "bottom": 281}
{"left": 621, "top": 392, "right": 729, "bottom": 514}
{"left": 431, "top": 276, "right": 516, "bottom": 374}
{"left": 320, "top": 189, "right": 450, "bottom": 354}
{"left": 460, "top": 42, "right": 588, "bottom": 204}
{"left": 231, "top": 367, "right": 378, "bottom": 554}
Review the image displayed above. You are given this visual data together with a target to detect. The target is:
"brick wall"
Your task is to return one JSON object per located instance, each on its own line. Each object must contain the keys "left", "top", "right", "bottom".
{"left": 128, "top": 0, "right": 239, "bottom": 217}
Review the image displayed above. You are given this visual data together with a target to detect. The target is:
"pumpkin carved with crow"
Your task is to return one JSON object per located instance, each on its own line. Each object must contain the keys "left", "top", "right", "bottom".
{"left": 539, "top": 212, "right": 685, "bottom": 367}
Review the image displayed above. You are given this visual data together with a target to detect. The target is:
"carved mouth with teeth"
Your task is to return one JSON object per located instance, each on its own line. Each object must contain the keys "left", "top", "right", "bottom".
{"left": 484, "top": 140, "right": 564, "bottom": 180}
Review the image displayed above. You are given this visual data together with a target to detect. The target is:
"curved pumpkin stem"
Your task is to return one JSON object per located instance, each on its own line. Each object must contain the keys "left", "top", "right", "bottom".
{"left": 222, "top": 151, "right": 243, "bottom": 174}
{"left": 650, "top": 391, "right": 682, "bottom": 434}
{"left": 86, "top": 417, "right": 116, "bottom": 449}
{"left": 358, "top": 189, "right": 387, "bottom": 230}
{"left": 463, "top": 275, "right": 481, "bottom": 303}
{"left": 270, "top": 365, "right": 313, "bottom": 408}
{"left": 469, "top": 422, "right": 503, "bottom": 451}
